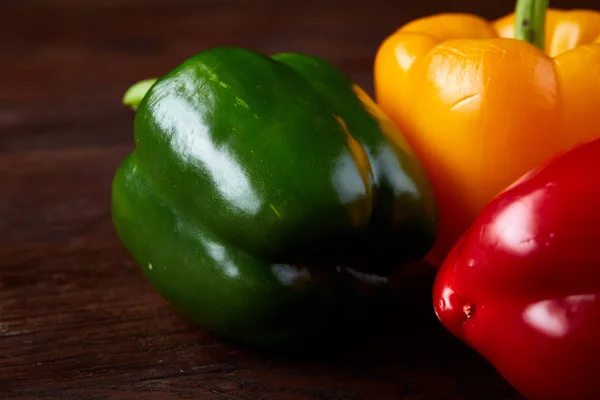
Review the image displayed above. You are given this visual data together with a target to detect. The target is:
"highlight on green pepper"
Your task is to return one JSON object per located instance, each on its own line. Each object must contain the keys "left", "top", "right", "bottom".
{"left": 112, "top": 46, "right": 438, "bottom": 347}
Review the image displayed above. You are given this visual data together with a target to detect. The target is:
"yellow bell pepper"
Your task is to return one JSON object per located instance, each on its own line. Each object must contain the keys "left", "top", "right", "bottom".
{"left": 374, "top": 0, "right": 600, "bottom": 266}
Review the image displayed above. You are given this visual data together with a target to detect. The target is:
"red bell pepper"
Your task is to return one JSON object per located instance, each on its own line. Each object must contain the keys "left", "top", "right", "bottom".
{"left": 433, "top": 137, "right": 600, "bottom": 400}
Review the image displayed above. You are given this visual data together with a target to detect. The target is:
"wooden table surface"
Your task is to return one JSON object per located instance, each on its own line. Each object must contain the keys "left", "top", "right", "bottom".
{"left": 2, "top": 0, "right": 596, "bottom": 398}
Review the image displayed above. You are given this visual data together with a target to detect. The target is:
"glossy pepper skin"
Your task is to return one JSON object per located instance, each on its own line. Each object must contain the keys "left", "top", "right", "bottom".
{"left": 374, "top": 9, "right": 600, "bottom": 266}
{"left": 433, "top": 137, "right": 600, "bottom": 400}
{"left": 112, "top": 47, "right": 437, "bottom": 347}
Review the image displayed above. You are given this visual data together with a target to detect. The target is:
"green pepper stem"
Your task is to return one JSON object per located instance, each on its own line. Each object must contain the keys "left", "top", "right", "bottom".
{"left": 122, "top": 78, "right": 157, "bottom": 110}
{"left": 514, "top": 0, "right": 549, "bottom": 50}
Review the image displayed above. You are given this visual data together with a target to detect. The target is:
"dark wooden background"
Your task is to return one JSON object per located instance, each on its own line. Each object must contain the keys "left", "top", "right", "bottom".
{"left": 1, "top": 0, "right": 597, "bottom": 398}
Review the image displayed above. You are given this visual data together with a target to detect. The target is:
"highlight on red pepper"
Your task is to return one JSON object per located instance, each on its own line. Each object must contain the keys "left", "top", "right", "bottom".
{"left": 433, "top": 135, "right": 600, "bottom": 400}
{"left": 374, "top": 0, "right": 600, "bottom": 266}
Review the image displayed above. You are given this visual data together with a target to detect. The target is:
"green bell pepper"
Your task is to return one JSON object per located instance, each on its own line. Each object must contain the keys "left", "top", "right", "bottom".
{"left": 112, "top": 47, "right": 437, "bottom": 348}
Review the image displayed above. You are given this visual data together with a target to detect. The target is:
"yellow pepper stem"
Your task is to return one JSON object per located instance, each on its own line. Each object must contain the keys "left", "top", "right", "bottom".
{"left": 514, "top": 0, "right": 549, "bottom": 50}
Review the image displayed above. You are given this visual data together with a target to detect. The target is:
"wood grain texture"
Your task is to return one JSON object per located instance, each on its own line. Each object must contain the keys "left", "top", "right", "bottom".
{"left": 2, "top": 0, "right": 596, "bottom": 398}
